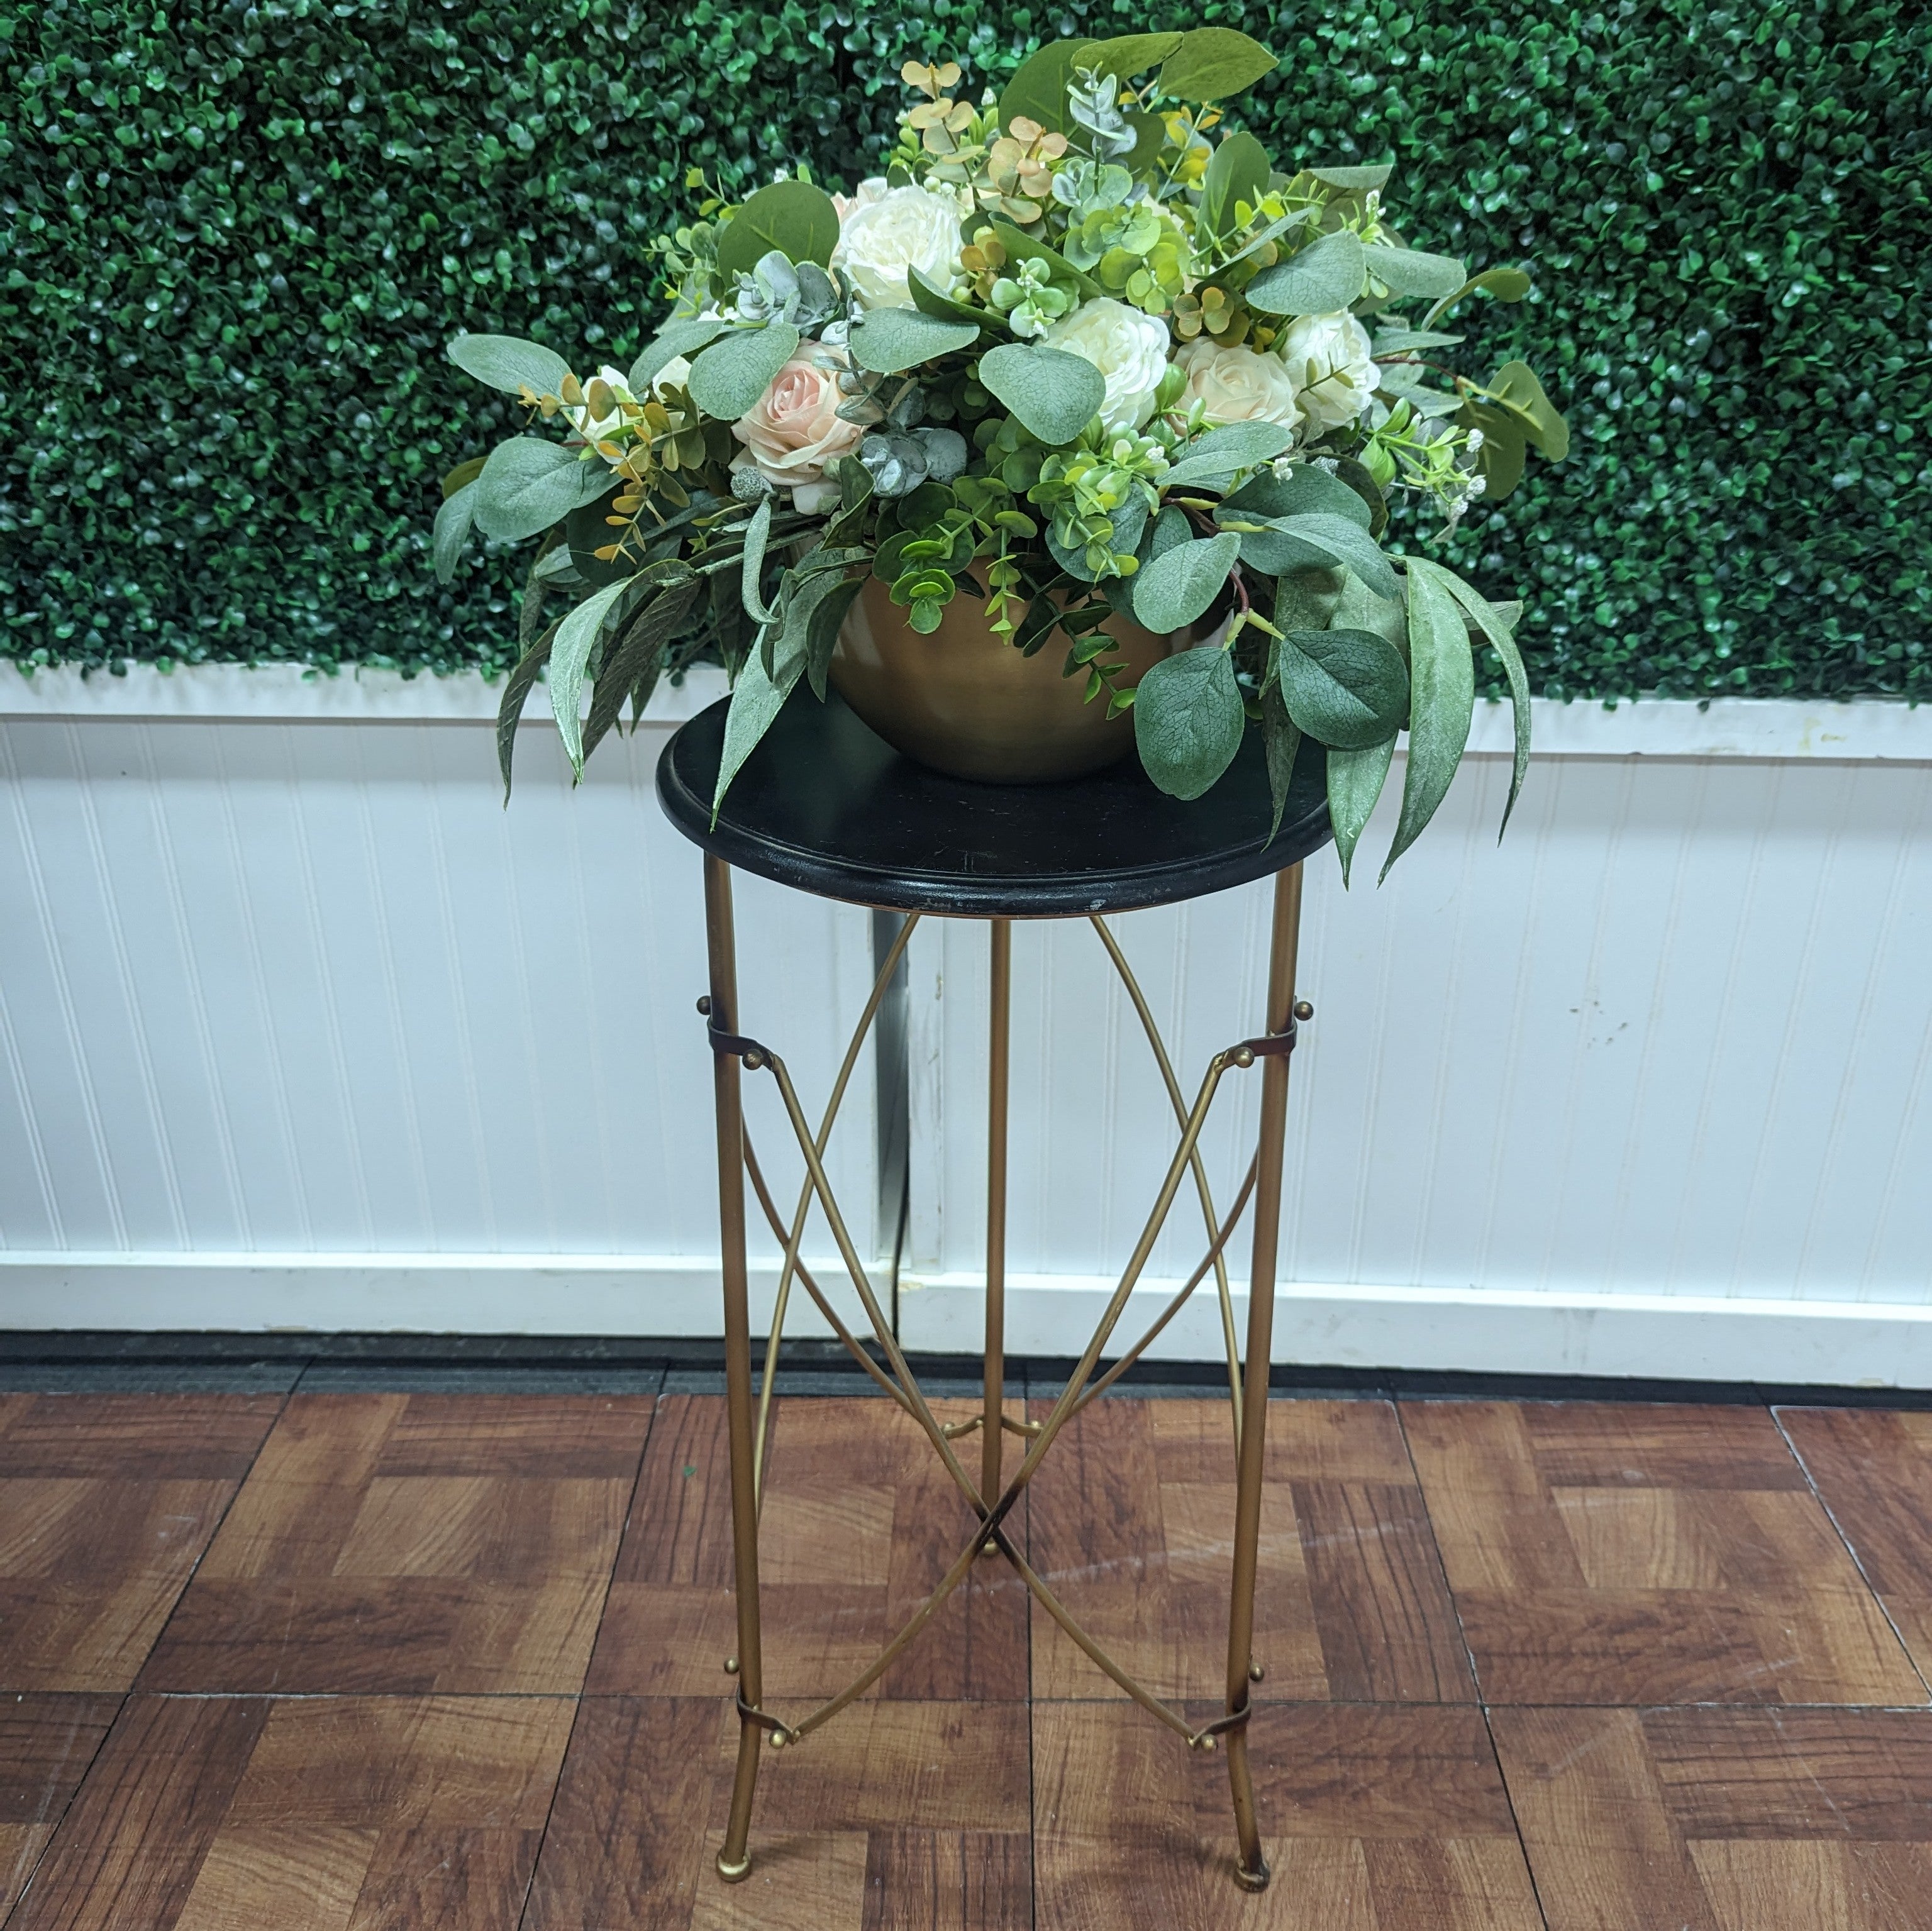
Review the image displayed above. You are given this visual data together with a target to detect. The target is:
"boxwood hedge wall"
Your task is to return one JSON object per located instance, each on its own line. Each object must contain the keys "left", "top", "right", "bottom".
{"left": 3, "top": 0, "right": 1926, "bottom": 698}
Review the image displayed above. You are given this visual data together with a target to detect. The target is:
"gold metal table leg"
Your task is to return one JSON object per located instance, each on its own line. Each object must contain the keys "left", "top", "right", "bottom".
{"left": 699, "top": 859, "right": 1309, "bottom": 1891}
{"left": 704, "top": 856, "right": 765, "bottom": 1884}
{"left": 982, "top": 919, "right": 1011, "bottom": 1537}
{"left": 1224, "top": 862, "right": 1305, "bottom": 1893}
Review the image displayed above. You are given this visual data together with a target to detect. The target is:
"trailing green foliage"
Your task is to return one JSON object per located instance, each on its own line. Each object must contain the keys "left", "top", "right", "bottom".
{"left": 3, "top": 0, "right": 1926, "bottom": 697}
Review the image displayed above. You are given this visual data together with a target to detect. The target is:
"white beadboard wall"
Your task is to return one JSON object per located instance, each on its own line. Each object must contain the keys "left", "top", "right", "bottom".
{"left": 4, "top": 659, "right": 1932, "bottom": 1381}
{"left": 0, "top": 672, "right": 889, "bottom": 1336}
{"left": 901, "top": 746, "right": 1932, "bottom": 1385}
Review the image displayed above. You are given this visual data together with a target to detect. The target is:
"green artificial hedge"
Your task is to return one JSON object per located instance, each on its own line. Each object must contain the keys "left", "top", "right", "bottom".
{"left": 3, "top": 0, "right": 1927, "bottom": 699}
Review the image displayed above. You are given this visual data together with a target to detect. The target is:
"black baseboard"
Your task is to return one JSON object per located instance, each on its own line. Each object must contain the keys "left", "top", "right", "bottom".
{"left": 0, "top": 1331, "right": 1924, "bottom": 1407}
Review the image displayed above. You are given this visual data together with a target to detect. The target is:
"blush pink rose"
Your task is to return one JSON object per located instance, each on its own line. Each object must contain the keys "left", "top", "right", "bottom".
{"left": 730, "top": 352, "right": 865, "bottom": 507}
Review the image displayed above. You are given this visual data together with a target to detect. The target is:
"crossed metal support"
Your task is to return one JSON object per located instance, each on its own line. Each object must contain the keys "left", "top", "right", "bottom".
{"left": 700, "top": 854, "right": 1306, "bottom": 1891}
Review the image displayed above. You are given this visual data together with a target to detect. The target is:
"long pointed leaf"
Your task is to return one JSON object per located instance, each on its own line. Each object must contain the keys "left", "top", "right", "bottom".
{"left": 584, "top": 580, "right": 701, "bottom": 760}
{"left": 712, "top": 634, "right": 804, "bottom": 823}
{"left": 1326, "top": 736, "right": 1396, "bottom": 886}
{"left": 1424, "top": 560, "right": 1533, "bottom": 837}
{"left": 1261, "top": 677, "right": 1301, "bottom": 843}
{"left": 496, "top": 623, "right": 558, "bottom": 804}
{"left": 432, "top": 480, "right": 478, "bottom": 585}
{"left": 549, "top": 578, "right": 633, "bottom": 776}
{"left": 1382, "top": 566, "right": 1474, "bottom": 879}
{"left": 740, "top": 497, "right": 777, "bottom": 627}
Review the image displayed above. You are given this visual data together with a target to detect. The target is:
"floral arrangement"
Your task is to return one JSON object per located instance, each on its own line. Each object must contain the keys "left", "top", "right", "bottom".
{"left": 436, "top": 27, "right": 1567, "bottom": 878}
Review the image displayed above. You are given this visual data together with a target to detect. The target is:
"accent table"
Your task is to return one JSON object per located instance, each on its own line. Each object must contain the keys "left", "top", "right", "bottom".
{"left": 657, "top": 691, "right": 1333, "bottom": 1891}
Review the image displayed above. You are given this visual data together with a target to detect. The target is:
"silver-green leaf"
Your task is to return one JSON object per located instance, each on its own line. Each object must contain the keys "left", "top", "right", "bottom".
{"left": 628, "top": 316, "right": 731, "bottom": 392}
{"left": 1423, "top": 558, "right": 1533, "bottom": 835}
{"left": 1362, "top": 243, "right": 1468, "bottom": 299}
{"left": 1133, "top": 646, "right": 1245, "bottom": 800}
{"left": 712, "top": 629, "right": 804, "bottom": 822}
{"left": 977, "top": 343, "right": 1106, "bottom": 445}
{"left": 1243, "top": 229, "right": 1366, "bottom": 316}
{"left": 1382, "top": 565, "right": 1475, "bottom": 878}
{"left": 1130, "top": 531, "right": 1240, "bottom": 633}
{"left": 549, "top": 577, "right": 633, "bottom": 776}
{"left": 1160, "top": 419, "right": 1295, "bottom": 489}
{"left": 1326, "top": 736, "right": 1396, "bottom": 886}
{"left": 432, "top": 480, "right": 478, "bottom": 585}
{"left": 1263, "top": 512, "right": 1399, "bottom": 599}
{"left": 448, "top": 333, "right": 571, "bottom": 397}
{"left": 687, "top": 323, "right": 801, "bottom": 423}
{"left": 848, "top": 307, "right": 982, "bottom": 375}
{"left": 1275, "top": 627, "right": 1409, "bottom": 749}
{"left": 474, "top": 438, "right": 613, "bottom": 543}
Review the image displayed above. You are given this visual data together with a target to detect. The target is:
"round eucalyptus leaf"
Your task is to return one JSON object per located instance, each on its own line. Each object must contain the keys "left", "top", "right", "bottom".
{"left": 1131, "top": 531, "right": 1241, "bottom": 634}
{"left": 1133, "top": 646, "right": 1245, "bottom": 800}
{"left": 687, "top": 323, "right": 801, "bottom": 423}
{"left": 1276, "top": 627, "right": 1409, "bottom": 749}
{"left": 977, "top": 343, "right": 1106, "bottom": 445}
{"left": 448, "top": 333, "right": 571, "bottom": 397}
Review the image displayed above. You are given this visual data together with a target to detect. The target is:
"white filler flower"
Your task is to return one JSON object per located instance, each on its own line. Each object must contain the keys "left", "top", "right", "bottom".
{"left": 1277, "top": 311, "right": 1379, "bottom": 429}
{"left": 830, "top": 184, "right": 963, "bottom": 311}
{"left": 1041, "top": 297, "right": 1173, "bottom": 433}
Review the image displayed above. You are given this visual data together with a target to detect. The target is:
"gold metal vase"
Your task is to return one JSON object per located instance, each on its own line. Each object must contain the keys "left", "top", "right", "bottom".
{"left": 829, "top": 572, "right": 1175, "bottom": 784}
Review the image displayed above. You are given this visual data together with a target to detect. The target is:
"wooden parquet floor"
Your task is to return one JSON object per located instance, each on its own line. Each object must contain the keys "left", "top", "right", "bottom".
{"left": 4, "top": 1385, "right": 1931, "bottom": 1929}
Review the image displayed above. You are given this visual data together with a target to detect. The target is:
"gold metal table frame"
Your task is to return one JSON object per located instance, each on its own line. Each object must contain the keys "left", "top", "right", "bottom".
{"left": 699, "top": 853, "right": 1308, "bottom": 1893}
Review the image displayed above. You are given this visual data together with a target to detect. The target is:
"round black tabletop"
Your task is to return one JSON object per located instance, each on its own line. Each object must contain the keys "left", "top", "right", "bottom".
{"left": 656, "top": 691, "right": 1333, "bottom": 918}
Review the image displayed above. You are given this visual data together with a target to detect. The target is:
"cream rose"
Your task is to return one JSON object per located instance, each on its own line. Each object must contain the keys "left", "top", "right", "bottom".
{"left": 1041, "top": 297, "right": 1173, "bottom": 433}
{"left": 730, "top": 350, "right": 865, "bottom": 510}
{"left": 1175, "top": 338, "right": 1304, "bottom": 435}
{"left": 830, "top": 184, "right": 963, "bottom": 311}
{"left": 1276, "top": 311, "right": 1378, "bottom": 429}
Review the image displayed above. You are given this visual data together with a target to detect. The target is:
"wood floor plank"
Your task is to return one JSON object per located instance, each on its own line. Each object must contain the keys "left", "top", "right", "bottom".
{"left": 1404, "top": 1400, "right": 1925, "bottom": 1706}
{"left": 16, "top": 1695, "right": 571, "bottom": 1931}
{"left": 0, "top": 1397, "right": 282, "bottom": 1480}
{"left": 1028, "top": 1398, "right": 1468, "bottom": 1703}
{"left": 526, "top": 1698, "right": 1029, "bottom": 1931}
{"left": 1034, "top": 1700, "right": 1538, "bottom": 1930}
{"left": 523, "top": 1697, "right": 726, "bottom": 1931}
{"left": 589, "top": 1398, "right": 1026, "bottom": 1701}
{"left": 0, "top": 1396, "right": 281, "bottom": 1693}
{"left": 140, "top": 1395, "right": 650, "bottom": 1695}
{"left": 8, "top": 1695, "right": 270, "bottom": 1931}
{"left": 860, "top": 1829, "right": 1030, "bottom": 1931}
{"left": 1780, "top": 1406, "right": 1932, "bottom": 1686}
{"left": 0, "top": 1695, "right": 121, "bottom": 1918}
{"left": 1493, "top": 1704, "right": 1932, "bottom": 1931}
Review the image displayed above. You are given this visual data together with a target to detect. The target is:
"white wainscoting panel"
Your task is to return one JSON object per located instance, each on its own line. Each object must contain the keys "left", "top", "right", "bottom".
{"left": 0, "top": 710, "right": 886, "bottom": 1334}
{"left": 901, "top": 748, "right": 1932, "bottom": 1384}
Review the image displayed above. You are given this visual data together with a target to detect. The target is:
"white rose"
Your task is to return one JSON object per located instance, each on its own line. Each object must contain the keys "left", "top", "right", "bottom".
{"left": 1041, "top": 297, "right": 1173, "bottom": 433}
{"left": 730, "top": 348, "right": 866, "bottom": 510}
{"left": 830, "top": 184, "right": 963, "bottom": 311}
{"left": 650, "top": 354, "right": 692, "bottom": 395}
{"left": 1276, "top": 311, "right": 1378, "bottom": 429}
{"left": 1175, "top": 337, "right": 1303, "bottom": 435}
{"left": 831, "top": 177, "right": 889, "bottom": 224}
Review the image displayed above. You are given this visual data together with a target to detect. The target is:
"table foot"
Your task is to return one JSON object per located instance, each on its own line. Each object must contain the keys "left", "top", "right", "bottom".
{"left": 716, "top": 1851, "right": 753, "bottom": 1884}
{"left": 1233, "top": 1856, "right": 1272, "bottom": 1893}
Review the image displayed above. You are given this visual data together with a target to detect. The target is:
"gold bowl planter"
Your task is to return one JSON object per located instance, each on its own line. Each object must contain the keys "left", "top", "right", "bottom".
{"left": 829, "top": 573, "right": 1175, "bottom": 784}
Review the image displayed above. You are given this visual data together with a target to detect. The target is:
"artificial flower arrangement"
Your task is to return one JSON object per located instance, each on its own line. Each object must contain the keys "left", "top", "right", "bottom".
{"left": 435, "top": 26, "right": 1567, "bottom": 878}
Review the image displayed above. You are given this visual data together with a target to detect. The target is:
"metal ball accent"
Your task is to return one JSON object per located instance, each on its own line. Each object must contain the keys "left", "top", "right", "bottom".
{"left": 1293, "top": 999, "right": 1313, "bottom": 1022}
